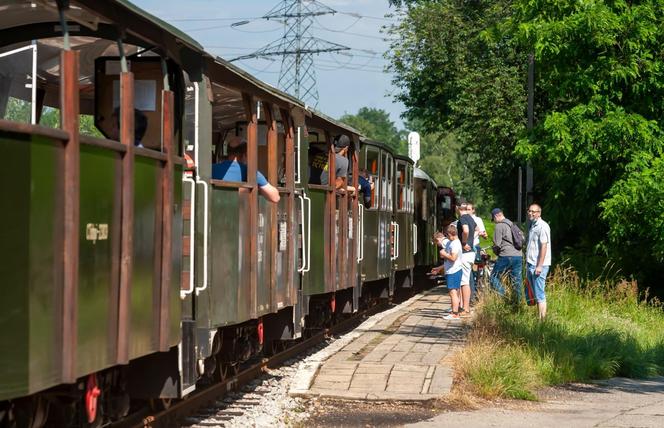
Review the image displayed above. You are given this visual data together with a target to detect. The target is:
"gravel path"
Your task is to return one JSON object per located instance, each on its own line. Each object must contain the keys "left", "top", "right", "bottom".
{"left": 181, "top": 341, "right": 330, "bottom": 428}
{"left": 182, "top": 293, "right": 436, "bottom": 428}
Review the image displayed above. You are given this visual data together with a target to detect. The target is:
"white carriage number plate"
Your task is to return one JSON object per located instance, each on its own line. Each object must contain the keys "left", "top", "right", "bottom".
{"left": 279, "top": 221, "right": 287, "bottom": 252}
{"left": 348, "top": 217, "right": 353, "bottom": 239}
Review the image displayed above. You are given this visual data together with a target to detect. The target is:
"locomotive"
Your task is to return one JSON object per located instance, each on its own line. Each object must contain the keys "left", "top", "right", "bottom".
{"left": 0, "top": 1, "right": 441, "bottom": 426}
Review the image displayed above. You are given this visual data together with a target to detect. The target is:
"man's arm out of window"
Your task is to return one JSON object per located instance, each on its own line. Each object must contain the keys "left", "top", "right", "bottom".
{"left": 259, "top": 183, "right": 281, "bottom": 203}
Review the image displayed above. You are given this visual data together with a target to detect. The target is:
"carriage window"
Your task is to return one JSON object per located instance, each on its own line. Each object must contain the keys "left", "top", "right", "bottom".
{"left": 380, "top": 153, "right": 387, "bottom": 210}
{"left": 397, "top": 162, "right": 406, "bottom": 212}
{"left": 182, "top": 78, "right": 196, "bottom": 165}
{"left": 385, "top": 154, "right": 393, "bottom": 211}
{"left": 95, "top": 57, "right": 165, "bottom": 149}
{"left": 365, "top": 146, "right": 380, "bottom": 209}
{"left": 408, "top": 166, "right": 414, "bottom": 213}
{"left": 0, "top": 44, "right": 37, "bottom": 124}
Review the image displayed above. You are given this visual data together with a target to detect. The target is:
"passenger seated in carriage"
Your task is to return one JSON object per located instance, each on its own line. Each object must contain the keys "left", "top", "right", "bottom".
{"left": 212, "top": 136, "right": 280, "bottom": 203}
{"left": 108, "top": 107, "right": 148, "bottom": 147}
{"left": 309, "top": 134, "right": 356, "bottom": 193}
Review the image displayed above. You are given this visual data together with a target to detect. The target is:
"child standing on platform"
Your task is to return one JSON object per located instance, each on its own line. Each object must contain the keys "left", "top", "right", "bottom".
{"left": 441, "top": 224, "right": 463, "bottom": 320}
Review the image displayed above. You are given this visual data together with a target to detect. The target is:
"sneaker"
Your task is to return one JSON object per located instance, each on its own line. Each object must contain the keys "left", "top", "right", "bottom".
{"left": 443, "top": 312, "right": 460, "bottom": 320}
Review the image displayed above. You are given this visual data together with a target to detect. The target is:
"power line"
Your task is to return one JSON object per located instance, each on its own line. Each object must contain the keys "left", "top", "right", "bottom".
{"left": 166, "top": 11, "right": 399, "bottom": 22}
{"left": 229, "top": 0, "right": 351, "bottom": 107}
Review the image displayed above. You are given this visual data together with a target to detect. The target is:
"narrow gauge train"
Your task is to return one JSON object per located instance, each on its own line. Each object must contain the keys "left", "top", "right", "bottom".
{"left": 0, "top": 1, "right": 440, "bottom": 426}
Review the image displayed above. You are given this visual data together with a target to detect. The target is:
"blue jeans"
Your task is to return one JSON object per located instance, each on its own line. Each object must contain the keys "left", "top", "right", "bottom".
{"left": 526, "top": 263, "right": 549, "bottom": 303}
{"left": 469, "top": 246, "right": 479, "bottom": 301}
{"left": 490, "top": 256, "right": 523, "bottom": 300}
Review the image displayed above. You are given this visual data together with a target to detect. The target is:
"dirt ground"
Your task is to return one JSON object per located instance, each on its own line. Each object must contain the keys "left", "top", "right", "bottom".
{"left": 296, "top": 377, "right": 664, "bottom": 428}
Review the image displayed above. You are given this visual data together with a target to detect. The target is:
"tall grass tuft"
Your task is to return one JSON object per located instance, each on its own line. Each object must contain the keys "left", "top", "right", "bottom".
{"left": 456, "top": 265, "right": 664, "bottom": 400}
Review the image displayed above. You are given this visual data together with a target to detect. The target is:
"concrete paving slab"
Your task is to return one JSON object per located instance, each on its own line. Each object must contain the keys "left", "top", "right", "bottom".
{"left": 290, "top": 285, "right": 465, "bottom": 401}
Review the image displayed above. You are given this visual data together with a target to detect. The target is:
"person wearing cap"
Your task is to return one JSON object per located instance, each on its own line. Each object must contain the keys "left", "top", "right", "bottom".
{"left": 357, "top": 168, "right": 374, "bottom": 208}
{"left": 212, "top": 137, "right": 280, "bottom": 203}
{"left": 490, "top": 208, "right": 523, "bottom": 300}
{"left": 311, "top": 134, "right": 355, "bottom": 192}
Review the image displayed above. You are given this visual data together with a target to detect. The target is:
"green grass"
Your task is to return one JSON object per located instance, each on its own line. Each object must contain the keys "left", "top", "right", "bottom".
{"left": 456, "top": 265, "right": 664, "bottom": 400}
{"left": 479, "top": 216, "right": 495, "bottom": 257}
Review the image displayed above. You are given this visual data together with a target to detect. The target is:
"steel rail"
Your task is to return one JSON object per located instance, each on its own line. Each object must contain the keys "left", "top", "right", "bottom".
{"left": 130, "top": 301, "right": 390, "bottom": 428}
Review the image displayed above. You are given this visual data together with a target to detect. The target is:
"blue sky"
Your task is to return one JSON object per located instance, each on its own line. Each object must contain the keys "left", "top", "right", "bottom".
{"left": 132, "top": 0, "right": 406, "bottom": 128}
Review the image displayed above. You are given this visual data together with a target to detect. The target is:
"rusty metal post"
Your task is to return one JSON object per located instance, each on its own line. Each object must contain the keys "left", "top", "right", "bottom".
{"left": 158, "top": 89, "right": 174, "bottom": 351}
{"left": 60, "top": 48, "right": 80, "bottom": 383}
{"left": 281, "top": 108, "right": 296, "bottom": 307}
{"left": 118, "top": 71, "right": 135, "bottom": 364}
{"left": 243, "top": 94, "right": 258, "bottom": 318}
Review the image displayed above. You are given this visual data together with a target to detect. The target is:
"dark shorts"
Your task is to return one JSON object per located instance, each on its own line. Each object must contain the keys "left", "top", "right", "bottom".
{"left": 446, "top": 270, "right": 462, "bottom": 290}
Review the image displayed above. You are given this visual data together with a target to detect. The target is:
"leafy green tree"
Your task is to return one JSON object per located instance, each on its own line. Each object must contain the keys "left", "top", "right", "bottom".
{"left": 386, "top": 0, "right": 525, "bottom": 214}
{"left": 404, "top": 118, "right": 489, "bottom": 212}
{"left": 339, "top": 107, "right": 406, "bottom": 155}
{"left": 387, "top": 0, "right": 664, "bottom": 289}
{"left": 510, "top": 0, "right": 664, "bottom": 287}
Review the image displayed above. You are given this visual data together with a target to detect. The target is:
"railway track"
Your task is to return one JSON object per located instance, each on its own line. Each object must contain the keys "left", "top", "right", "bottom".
{"left": 128, "top": 301, "right": 391, "bottom": 428}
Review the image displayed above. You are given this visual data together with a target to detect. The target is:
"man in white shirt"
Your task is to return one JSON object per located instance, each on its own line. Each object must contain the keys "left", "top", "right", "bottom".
{"left": 526, "top": 204, "right": 552, "bottom": 319}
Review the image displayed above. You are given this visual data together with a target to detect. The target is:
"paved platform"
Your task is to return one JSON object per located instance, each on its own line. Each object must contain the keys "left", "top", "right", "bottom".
{"left": 290, "top": 286, "right": 467, "bottom": 401}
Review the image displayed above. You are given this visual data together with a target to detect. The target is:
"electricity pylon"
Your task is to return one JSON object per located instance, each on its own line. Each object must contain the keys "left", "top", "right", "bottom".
{"left": 231, "top": 0, "right": 350, "bottom": 107}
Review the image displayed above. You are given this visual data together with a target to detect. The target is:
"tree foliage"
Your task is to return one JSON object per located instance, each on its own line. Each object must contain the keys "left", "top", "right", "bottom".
{"left": 339, "top": 107, "right": 406, "bottom": 155}
{"left": 387, "top": 0, "right": 664, "bottom": 289}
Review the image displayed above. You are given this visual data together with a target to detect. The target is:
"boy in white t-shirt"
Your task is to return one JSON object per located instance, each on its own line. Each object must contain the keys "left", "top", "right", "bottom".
{"left": 440, "top": 224, "right": 463, "bottom": 320}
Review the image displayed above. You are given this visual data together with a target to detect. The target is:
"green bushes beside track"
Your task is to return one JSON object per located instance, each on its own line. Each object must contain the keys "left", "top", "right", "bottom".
{"left": 457, "top": 266, "right": 664, "bottom": 400}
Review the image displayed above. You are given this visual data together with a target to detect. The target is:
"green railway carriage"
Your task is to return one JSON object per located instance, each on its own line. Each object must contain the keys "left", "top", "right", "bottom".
{"left": 414, "top": 168, "right": 439, "bottom": 271}
{"left": 297, "top": 111, "right": 363, "bottom": 324}
{"left": 392, "top": 154, "right": 416, "bottom": 290}
{"left": 0, "top": 0, "right": 199, "bottom": 423}
{"left": 357, "top": 139, "right": 395, "bottom": 299}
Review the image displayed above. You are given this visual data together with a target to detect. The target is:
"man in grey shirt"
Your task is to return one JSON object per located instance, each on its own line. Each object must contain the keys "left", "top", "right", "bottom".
{"left": 489, "top": 208, "right": 523, "bottom": 300}
{"left": 320, "top": 134, "right": 354, "bottom": 192}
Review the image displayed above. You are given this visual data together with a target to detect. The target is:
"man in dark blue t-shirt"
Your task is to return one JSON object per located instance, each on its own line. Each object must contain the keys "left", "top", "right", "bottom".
{"left": 456, "top": 203, "right": 476, "bottom": 316}
{"left": 212, "top": 137, "right": 280, "bottom": 203}
{"left": 357, "top": 168, "right": 374, "bottom": 208}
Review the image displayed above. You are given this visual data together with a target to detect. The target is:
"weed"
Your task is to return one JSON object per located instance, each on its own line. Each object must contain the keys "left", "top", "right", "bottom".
{"left": 456, "top": 265, "right": 664, "bottom": 400}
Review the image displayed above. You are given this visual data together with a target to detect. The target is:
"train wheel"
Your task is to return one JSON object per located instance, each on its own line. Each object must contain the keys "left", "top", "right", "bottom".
{"left": 11, "top": 396, "right": 49, "bottom": 428}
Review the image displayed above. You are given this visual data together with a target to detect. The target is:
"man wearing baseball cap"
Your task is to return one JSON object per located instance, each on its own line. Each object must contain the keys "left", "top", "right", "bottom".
{"left": 490, "top": 208, "right": 523, "bottom": 300}
{"left": 319, "top": 134, "right": 354, "bottom": 192}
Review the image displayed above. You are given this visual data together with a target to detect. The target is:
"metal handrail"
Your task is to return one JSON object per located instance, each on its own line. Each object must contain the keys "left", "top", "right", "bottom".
{"left": 181, "top": 176, "right": 196, "bottom": 298}
{"left": 395, "top": 222, "right": 400, "bottom": 260}
{"left": 357, "top": 204, "right": 364, "bottom": 262}
{"left": 297, "top": 195, "right": 306, "bottom": 272}
{"left": 413, "top": 223, "right": 418, "bottom": 255}
{"left": 295, "top": 126, "right": 301, "bottom": 184}
{"left": 303, "top": 193, "right": 312, "bottom": 273}
{"left": 194, "top": 179, "right": 209, "bottom": 295}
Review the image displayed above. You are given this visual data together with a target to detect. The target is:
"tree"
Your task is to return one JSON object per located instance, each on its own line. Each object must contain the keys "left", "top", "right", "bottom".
{"left": 404, "top": 118, "right": 489, "bottom": 212}
{"left": 386, "top": 0, "right": 525, "bottom": 214}
{"left": 339, "top": 107, "right": 406, "bottom": 155}
{"left": 387, "top": 0, "right": 664, "bottom": 290}
{"left": 510, "top": 0, "right": 664, "bottom": 288}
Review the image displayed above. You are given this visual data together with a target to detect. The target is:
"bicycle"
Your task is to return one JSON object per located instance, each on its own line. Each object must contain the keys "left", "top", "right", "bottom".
{"left": 474, "top": 247, "right": 494, "bottom": 295}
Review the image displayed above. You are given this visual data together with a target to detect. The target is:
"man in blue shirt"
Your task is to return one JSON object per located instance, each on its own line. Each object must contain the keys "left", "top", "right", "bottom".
{"left": 358, "top": 168, "right": 374, "bottom": 208}
{"left": 212, "top": 137, "right": 280, "bottom": 203}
